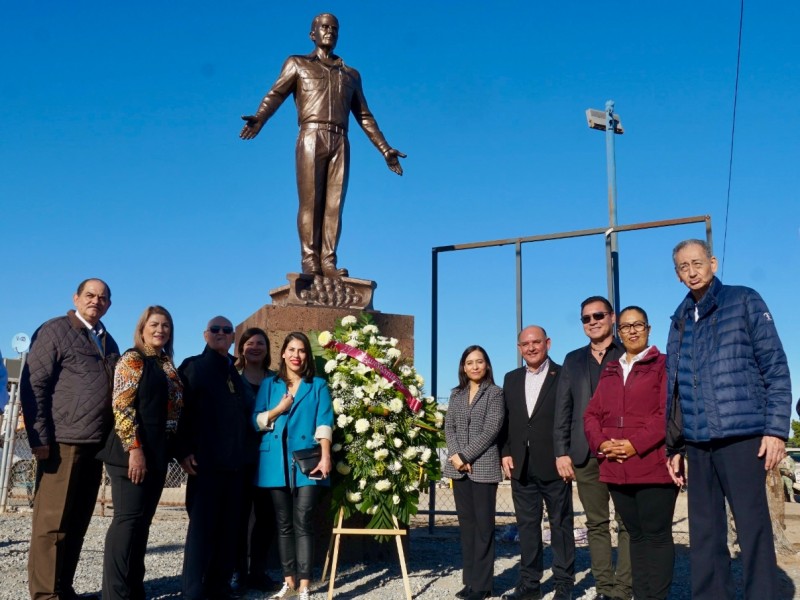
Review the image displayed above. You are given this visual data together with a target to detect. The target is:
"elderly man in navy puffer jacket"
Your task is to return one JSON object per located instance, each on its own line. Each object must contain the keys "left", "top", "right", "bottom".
{"left": 664, "top": 239, "right": 791, "bottom": 600}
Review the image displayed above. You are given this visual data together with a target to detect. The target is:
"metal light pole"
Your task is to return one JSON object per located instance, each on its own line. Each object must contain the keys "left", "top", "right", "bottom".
{"left": 586, "top": 101, "right": 624, "bottom": 316}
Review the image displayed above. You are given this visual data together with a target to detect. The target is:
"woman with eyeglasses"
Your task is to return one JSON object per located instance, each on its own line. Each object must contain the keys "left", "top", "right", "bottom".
{"left": 583, "top": 306, "right": 678, "bottom": 600}
{"left": 252, "top": 332, "right": 333, "bottom": 600}
{"left": 443, "top": 345, "right": 505, "bottom": 600}
{"left": 99, "top": 306, "right": 183, "bottom": 600}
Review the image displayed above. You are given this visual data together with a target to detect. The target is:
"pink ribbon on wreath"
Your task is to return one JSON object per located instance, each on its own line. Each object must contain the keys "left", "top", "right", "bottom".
{"left": 325, "top": 340, "right": 422, "bottom": 413}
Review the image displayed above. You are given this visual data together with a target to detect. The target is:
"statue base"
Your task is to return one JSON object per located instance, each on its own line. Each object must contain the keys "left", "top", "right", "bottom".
{"left": 269, "top": 273, "right": 377, "bottom": 310}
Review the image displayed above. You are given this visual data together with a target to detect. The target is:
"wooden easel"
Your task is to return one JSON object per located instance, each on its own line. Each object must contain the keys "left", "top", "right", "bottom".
{"left": 321, "top": 507, "right": 412, "bottom": 600}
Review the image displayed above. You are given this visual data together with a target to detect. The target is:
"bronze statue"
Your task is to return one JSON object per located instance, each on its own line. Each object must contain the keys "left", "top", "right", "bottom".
{"left": 240, "top": 13, "right": 406, "bottom": 279}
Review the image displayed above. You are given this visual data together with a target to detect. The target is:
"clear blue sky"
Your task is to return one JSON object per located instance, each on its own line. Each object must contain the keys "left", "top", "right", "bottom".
{"left": 2, "top": 2, "right": 798, "bottom": 411}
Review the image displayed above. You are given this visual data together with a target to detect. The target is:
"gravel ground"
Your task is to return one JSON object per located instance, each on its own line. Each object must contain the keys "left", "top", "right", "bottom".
{"left": 1, "top": 505, "right": 799, "bottom": 599}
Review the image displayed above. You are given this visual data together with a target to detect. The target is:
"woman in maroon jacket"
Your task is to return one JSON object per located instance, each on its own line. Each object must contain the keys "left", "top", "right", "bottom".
{"left": 584, "top": 306, "right": 679, "bottom": 600}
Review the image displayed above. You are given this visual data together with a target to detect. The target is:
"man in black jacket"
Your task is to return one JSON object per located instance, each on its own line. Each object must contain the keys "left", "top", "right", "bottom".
{"left": 553, "top": 297, "right": 631, "bottom": 600}
{"left": 21, "top": 278, "right": 119, "bottom": 600}
{"left": 177, "top": 316, "right": 256, "bottom": 600}
{"left": 501, "top": 326, "right": 574, "bottom": 600}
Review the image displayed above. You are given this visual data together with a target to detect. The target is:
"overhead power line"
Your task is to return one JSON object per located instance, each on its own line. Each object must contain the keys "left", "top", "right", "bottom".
{"left": 721, "top": 0, "right": 745, "bottom": 277}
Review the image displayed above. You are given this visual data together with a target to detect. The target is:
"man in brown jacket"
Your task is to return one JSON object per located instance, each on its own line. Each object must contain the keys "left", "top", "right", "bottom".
{"left": 21, "top": 278, "right": 119, "bottom": 600}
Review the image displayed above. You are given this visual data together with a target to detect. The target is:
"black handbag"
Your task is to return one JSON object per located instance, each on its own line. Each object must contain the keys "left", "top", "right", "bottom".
{"left": 292, "top": 445, "right": 322, "bottom": 476}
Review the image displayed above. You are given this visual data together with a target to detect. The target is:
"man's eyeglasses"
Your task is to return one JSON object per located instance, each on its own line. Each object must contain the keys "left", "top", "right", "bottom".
{"left": 208, "top": 325, "right": 234, "bottom": 334}
{"left": 618, "top": 321, "right": 648, "bottom": 335}
{"left": 580, "top": 311, "right": 610, "bottom": 324}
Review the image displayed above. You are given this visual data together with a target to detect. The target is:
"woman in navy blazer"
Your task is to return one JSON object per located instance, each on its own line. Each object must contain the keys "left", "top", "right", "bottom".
{"left": 253, "top": 332, "right": 333, "bottom": 600}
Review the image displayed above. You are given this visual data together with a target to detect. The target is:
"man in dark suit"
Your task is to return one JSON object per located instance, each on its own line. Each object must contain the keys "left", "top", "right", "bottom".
{"left": 176, "top": 316, "right": 256, "bottom": 600}
{"left": 553, "top": 297, "right": 631, "bottom": 600}
{"left": 501, "top": 326, "right": 574, "bottom": 600}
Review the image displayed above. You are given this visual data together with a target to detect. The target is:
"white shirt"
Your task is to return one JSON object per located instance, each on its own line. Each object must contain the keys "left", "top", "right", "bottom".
{"left": 524, "top": 358, "right": 550, "bottom": 417}
{"left": 618, "top": 346, "right": 652, "bottom": 384}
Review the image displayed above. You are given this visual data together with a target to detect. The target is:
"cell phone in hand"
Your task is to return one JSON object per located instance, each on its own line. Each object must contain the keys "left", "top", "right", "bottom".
{"left": 308, "top": 472, "right": 325, "bottom": 480}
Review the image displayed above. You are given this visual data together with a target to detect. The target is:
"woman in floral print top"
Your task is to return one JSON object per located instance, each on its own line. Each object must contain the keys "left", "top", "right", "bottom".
{"left": 100, "top": 305, "right": 183, "bottom": 600}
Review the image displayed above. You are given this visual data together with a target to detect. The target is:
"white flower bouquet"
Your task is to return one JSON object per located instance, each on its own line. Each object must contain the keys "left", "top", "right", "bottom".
{"left": 313, "top": 314, "right": 444, "bottom": 539}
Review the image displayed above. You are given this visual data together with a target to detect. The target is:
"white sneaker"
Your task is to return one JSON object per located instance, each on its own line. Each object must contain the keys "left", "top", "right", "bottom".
{"left": 270, "top": 582, "right": 296, "bottom": 598}
{"left": 297, "top": 587, "right": 311, "bottom": 600}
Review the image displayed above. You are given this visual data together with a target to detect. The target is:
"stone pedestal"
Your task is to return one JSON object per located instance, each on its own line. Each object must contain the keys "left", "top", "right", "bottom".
{"left": 236, "top": 304, "right": 414, "bottom": 367}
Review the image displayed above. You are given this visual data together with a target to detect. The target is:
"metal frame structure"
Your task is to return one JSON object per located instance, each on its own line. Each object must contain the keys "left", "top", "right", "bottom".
{"left": 430, "top": 214, "right": 713, "bottom": 399}
{"left": 425, "top": 214, "right": 713, "bottom": 532}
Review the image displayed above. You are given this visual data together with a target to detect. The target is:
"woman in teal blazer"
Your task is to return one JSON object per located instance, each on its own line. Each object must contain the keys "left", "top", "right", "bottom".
{"left": 253, "top": 332, "right": 333, "bottom": 600}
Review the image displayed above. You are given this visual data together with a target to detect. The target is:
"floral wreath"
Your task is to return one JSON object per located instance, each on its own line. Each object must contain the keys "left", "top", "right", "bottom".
{"left": 314, "top": 314, "right": 445, "bottom": 539}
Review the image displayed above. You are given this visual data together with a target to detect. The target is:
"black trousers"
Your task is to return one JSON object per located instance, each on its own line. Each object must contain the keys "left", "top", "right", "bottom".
{"left": 270, "top": 486, "right": 320, "bottom": 581}
{"left": 686, "top": 436, "right": 779, "bottom": 599}
{"left": 102, "top": 464, "right": 167, "bottom": 600}
{"left": 235, "top": 483, "right": 277, "bottom": 576}
{"left": 608, "top": 483, "right": 678, "bottom": 600}
{"left": 510, "top": 467, "right": 575, "bottom": 589}
{"left": 452, "top": 478, "right": 497, "bottom": 594}
{"left": 182, "top": 469, "right": 245, "bottom": 599}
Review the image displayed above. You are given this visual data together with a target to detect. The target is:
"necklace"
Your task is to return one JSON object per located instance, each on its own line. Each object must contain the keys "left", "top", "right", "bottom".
{"left": 590, "top": 344, "right": 608, "bottom": 358}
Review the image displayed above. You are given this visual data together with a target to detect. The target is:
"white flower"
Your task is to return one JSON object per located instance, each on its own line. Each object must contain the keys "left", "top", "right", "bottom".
{"left": 435, "top": 412, "right": 444, "bottom": 427}
{"left": 415, "top": 373, "right": 425, "bottom": 386}
{"left": 375, "top": 479, "right": 391, "bottom": 492}
{"left": 408, "top": 428, "right": 419, "bottom": 439}
{"left": 420, "top": 448, "right": 432, "bottom": 462}
{"left": 409, "top": 385, "right": 420, "bottom": 398}
{"left": 368, "top": 506, "right": 378, "bottom": 514}
{"left": 386, "top": 348, "right": 401, "bottom": 360}
{"left": 354, "top": 363, "right": 372, "bottom": 376}
{"left": 377, "top": 336, "right": 390, "bottom": 346}
{"left": 404, "top": 482, "right": 419, "bottom": 492}
{"left": 341, "top": 315, "right": 357, "bottom": 326}
{"left": 385, "top": 423, "right": 397, "bottom": 434}
{"left": 337, "top": 414, "right": 348, "bottom": 428}
{"left": 363, "top": 324, "right": 378, "bottom": 334}
{"left": 336, "top": 352, "right": 347, "bottom": 361}
{"left": 378, "top": 377, "right": 394, "bottom": 390}
{"left": 400, "top": 365, "right": 412, "bottom": 376}
{"left": 336, "top": 462, "right": 351, "bottom": 475}
{"left": 318, "top": 330, "right": 333, "bottom": 346}
{"left": 390, "top": 338, "right": 398, "bottom": 347}
{"left": 403, "top": 447, "right": 419, "bottom": 460}
{"left": 393, "top": 437, "right": 403, "bottom": 448}
{"left": 332, "top": 398, "right": 344, "bottom": 414}
{"left": 425, "top": 396, "right": 436, "bottom": 404}
{"left": 346, "top": 415, "right": 354, "bottom": 424}
{"left": 388, "top": 461, "right": 402, "bottom": 473}
{"left": 389, "top": 398, "right": 404, "bottom": 413}
{"left": 348, "top": 337, "right": 360, "bottom": 348}
{"left": 392, "top": 494, "right": 401, "bottom": 505}
{"left": 324, "top": 359, "right": 338, "bottom": 374}
{"left": 370, "top": 335, "right": 378, "bottom": 345}
{"left": 359, "top": 478, "right": 367, "bottom": 490}
{"left": 366, "top": 440, "right": 375, "bottom": 450}
{"left": 332, "top": 443, "right": 343, "bottom": 452}
{"left": 374, "top": 448, "right": 389, "bottom": 461}
{"left": 346, "top": 491, "right": 362, "bottom": 503}
{"left": 355, "top": 418, "right": 370, "bottom": 434}
{"left": 353, "top": 387, "right": 365, "bottom": 399}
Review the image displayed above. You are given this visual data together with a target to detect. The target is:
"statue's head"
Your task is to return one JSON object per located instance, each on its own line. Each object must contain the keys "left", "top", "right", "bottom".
{"left": 310, "top": 13, "right": 339, "bottom": 51}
